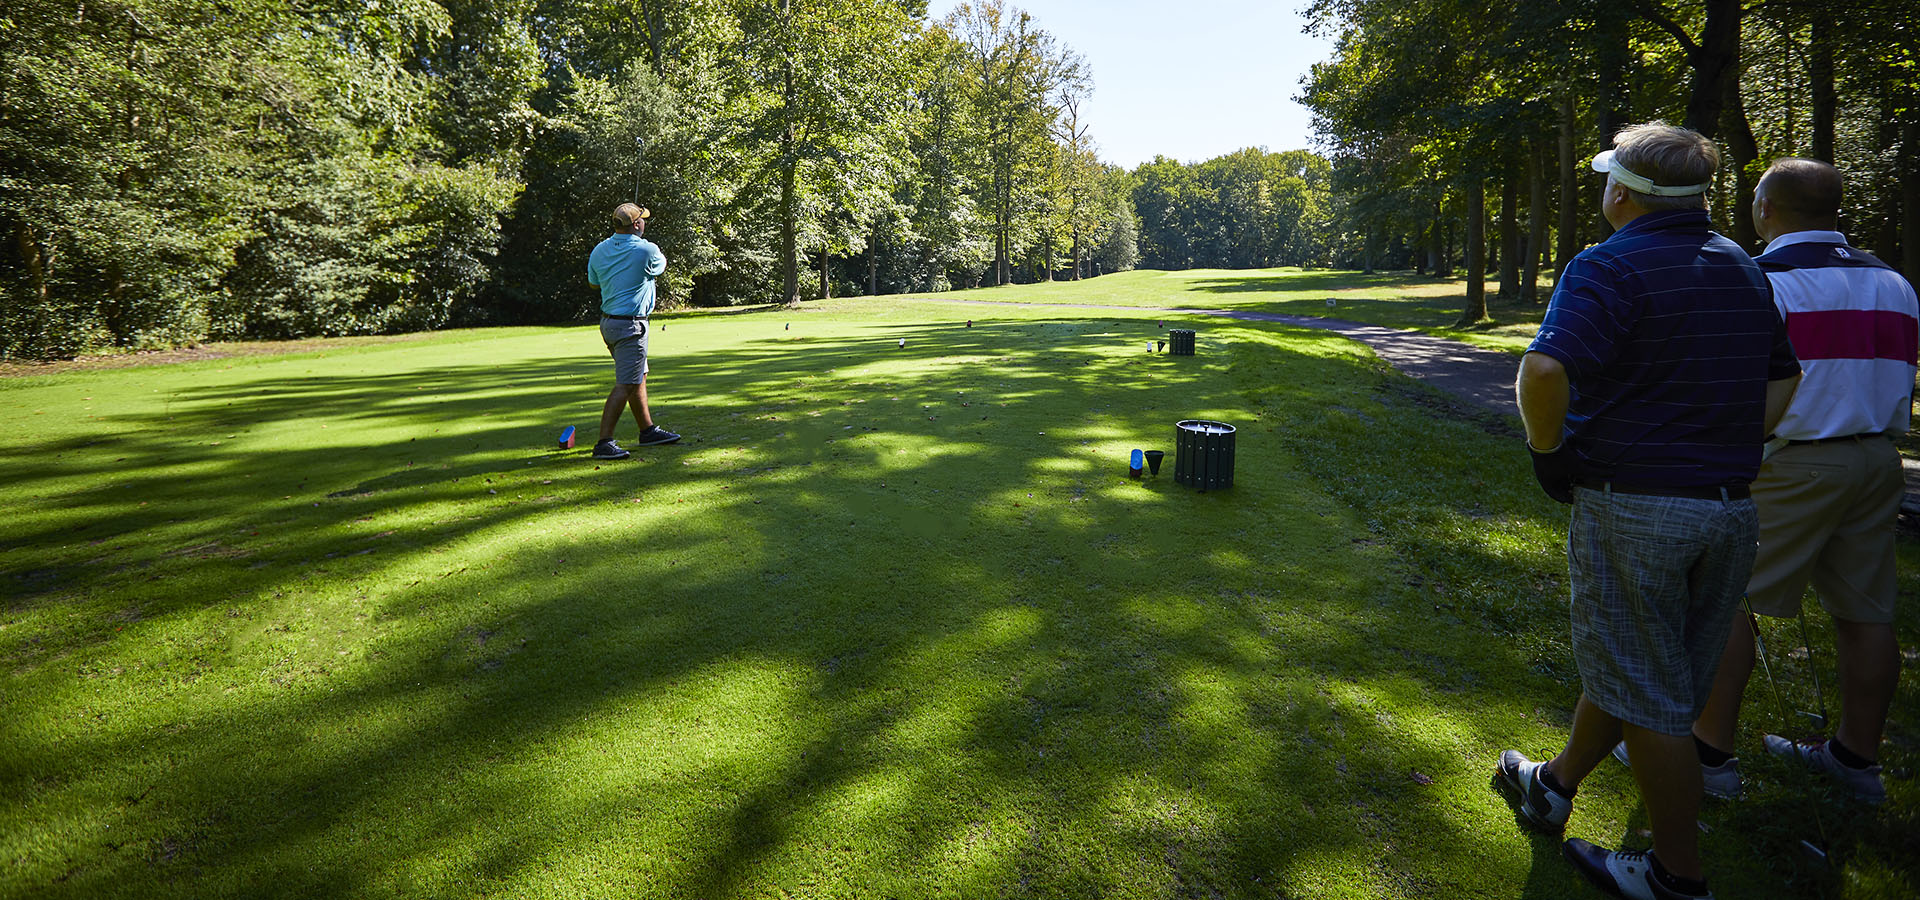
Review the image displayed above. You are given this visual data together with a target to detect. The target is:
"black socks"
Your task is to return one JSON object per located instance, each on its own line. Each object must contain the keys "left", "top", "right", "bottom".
{"left": 1649, "top": 853, "right": 1710, "bottom": 897}
{"left": 1693, "top": 735, "right": 1733, "bottom": 767}
{"left": 1828, "top": 736, "right": 1874, "bottom": 769}
{"left": 1539, "top": 763, "right": 1575, "bottom": 798}
{"left": 1688, "top": 733, "right": 1874, "bottom": 769}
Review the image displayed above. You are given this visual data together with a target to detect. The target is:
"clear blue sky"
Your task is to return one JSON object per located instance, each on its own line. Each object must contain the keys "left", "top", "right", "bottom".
{"left": 934, "top": 1, "right": 1338, "bottom": 170}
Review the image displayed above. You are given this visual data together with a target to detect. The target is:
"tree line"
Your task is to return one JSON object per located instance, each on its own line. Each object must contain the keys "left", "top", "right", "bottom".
{"left": 1299, "top": 0, "right": 1919, "bottom": 323}
{"left": 17, "top": 1, "right": 1883, "bottom": 360}
{"left": 0, "top": 0, "right": 1149, "bottom": 358}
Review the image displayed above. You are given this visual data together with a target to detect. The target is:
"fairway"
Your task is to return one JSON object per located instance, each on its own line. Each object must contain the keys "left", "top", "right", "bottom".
{"left": 921, "top": 268, "right": 1550, "bottom": 354}
{"left": 2, "top": 276, "right": 1914, "bottom": 899}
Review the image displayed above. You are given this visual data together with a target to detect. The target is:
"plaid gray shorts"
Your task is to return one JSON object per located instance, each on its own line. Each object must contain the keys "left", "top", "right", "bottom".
{"left": 1567, "top": 487, "right": 1758, "bottom": 735}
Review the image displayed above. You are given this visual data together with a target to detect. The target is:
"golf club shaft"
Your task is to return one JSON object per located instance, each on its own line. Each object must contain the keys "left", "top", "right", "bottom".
{"left": 1745, "top": 595, "right": 1833, "bottom": 860}
{"left": 1793, "top": 608, "right": 1833, "bottom": 730}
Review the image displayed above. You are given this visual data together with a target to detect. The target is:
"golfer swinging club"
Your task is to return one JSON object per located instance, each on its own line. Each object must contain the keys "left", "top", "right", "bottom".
{"left": 588, "top": 202, "right": 680, "bottom": 459}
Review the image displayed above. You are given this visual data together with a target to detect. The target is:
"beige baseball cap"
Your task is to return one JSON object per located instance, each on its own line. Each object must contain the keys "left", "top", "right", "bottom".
{"left": 611, "top": 203, "right": 651, "bottom": 229}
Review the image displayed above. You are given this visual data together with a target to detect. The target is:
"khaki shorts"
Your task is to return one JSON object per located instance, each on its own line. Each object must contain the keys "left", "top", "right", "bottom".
{"left": 1745, "top": 436, "right": 1903, "bottom": 624}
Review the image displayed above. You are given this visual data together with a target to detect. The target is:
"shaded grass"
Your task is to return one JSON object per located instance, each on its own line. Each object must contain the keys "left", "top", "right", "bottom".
{"left": 0, "top": 293, "right": 1912, "bottom": 898}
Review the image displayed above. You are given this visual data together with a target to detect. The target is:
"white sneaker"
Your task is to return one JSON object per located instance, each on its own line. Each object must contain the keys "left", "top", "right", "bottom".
{"left": 1764, "top": 735, "right": 1885, "bottom": 804}
{"left": 1610, "top": 741, "right": 1741, "bottom": 800}
{"left": 1497, "top": 750, "right": 1572, "bottom": 834}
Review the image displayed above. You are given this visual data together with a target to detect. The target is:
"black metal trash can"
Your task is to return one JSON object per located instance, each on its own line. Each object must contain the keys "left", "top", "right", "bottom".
{"left": 1174, "top": 419, "right": 1235, "bottom": 491}
{"left": 1169, "top": 329, "right": 1196, "bottom": 356}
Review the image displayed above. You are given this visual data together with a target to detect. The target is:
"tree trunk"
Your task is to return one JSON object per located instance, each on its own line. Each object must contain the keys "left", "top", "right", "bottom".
{"left": 1426, "top": 210, "right": 1443, "bottom": 276}
{"left": 996, "top": 171, "right": 1011, "bottom": 285}
{"left": 15, "top": 225, "right": 48, "bottom": 307}
{"left": 1525, "top": 141, "right": 1548, "bottom": 303}
{"left": 1873, "top": 84, "right": 1902, "bottom": 262}
{"left": 1595, "top": 19, "right": 1631, "bottom": 144}
{"left": 1683, "top": 0, "right": 1742, "bottom": 139}
{"left": 1593, "top": 28, "right": 1625, "bottom": 251}
{"left": 869, "top": 237, "right": 878, "bottom": 296}
{"left": 1902, "top": 108, "right": 1919, "bottom": 276}
{"left": 1557, "top": 89, "right": 1579, "bottom": 282}
{"left": 638, "top": 0, "right": 664, "bottom": 73}
{"left": 780, "top": 156, "right": 799, "bottom": 306}
{"left": 819, "top": 250, "right": 830, "bottom": 299}
{"left": 1498, "top": 160, "right": 1520, "bottom": 300}
{"left": 1459, "top": 179, "right": 1486, "bottom": 325}
{"left": 1722, "top": 68, "right": 1761, "bottom": 252}
{"left": 1363, "top": 226, "right": 1376, "bottom": 275}
{"left": 1809, "top": 20, "right": 1836, "bottom": 162}
{"left": 779, "top": 11, "right": 800, "bottom": 308}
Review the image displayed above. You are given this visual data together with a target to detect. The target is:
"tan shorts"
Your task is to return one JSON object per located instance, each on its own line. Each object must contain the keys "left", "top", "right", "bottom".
{"left": 1745, "top": 436, "right": 1903, "bottom": 623}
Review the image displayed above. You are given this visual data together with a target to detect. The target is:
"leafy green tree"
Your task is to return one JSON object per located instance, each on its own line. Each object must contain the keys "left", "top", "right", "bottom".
{"left": 727, "top": 0, "right": 917, "bottom": 307}
{"left": 949, "top": 0, "right": 1083, "bottom": 286}
{"left": 1130, "top": 156, "right": 1198, "bottom": 270}
{"left": 894, "top": 23, "right": 992, "bottom": 291}
{"left": 216, "top": 0, "right": 520, "bottom": 337}
{"left": 1090, "top": 171, "right": 1139, "bottom": 276}
{"left": 0, "top": 0, "right": 515, "bottom": 354}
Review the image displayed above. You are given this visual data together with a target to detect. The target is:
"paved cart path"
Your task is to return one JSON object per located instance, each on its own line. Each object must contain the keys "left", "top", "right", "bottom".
{"left": 919, "top": 296, "right": 1920, "bottom": 514}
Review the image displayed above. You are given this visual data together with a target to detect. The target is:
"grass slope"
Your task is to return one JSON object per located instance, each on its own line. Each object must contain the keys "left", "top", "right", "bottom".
{"left": 1, "top": 283, "right": 1914, "bottom": 899}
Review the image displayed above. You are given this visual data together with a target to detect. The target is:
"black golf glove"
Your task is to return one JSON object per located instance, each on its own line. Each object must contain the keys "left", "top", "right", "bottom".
{"left": 1529, "top": 441, "right": 1576, "bottom": 504}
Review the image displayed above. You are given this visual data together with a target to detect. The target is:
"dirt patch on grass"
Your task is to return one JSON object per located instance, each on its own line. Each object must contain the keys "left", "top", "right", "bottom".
{"left": 0, "top": 333, "right": 441, "bottom": 378}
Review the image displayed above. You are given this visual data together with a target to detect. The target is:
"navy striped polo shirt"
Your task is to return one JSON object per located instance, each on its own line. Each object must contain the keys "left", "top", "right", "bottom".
{"left": 1529, "top": 209, "right": 1800, "bottom": 488}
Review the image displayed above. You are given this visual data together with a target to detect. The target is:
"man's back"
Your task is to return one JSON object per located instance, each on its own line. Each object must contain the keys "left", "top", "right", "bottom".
{"left": 1757, "top": 231, "right": 1919, "bottom": 441}
{"left": 1532, "top": 208, "right": 1792, "bottom": 487}
{"left": 589, "top": 233, "right": 667, "bottom": 317}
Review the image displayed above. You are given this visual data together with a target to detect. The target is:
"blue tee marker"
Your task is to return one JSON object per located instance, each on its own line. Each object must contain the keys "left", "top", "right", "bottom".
{"left": 559, "top": 425, "right": 576, "bottom": 449}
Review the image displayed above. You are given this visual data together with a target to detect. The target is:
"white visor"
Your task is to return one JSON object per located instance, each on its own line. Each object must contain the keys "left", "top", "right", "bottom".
{"left": 1591, "top": 150, "right": 1709, "bottom": 197}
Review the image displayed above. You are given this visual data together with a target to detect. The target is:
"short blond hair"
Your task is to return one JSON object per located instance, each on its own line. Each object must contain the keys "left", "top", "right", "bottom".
{"left": 1611, "top": 122, "right": 1720, "bottom": 210}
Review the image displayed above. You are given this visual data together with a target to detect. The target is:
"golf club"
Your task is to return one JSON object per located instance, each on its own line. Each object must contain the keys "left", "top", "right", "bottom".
{"left": 1791, "top": 608, "right": 1833, "bottom": 732}
{"left": 1744, "top": 595, "right": 1832, "bottom": 866}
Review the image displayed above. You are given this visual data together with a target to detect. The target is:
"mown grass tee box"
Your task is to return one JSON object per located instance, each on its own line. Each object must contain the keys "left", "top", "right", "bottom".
{"left": 2, "top": 275, "right": 1913, "bottom": 900}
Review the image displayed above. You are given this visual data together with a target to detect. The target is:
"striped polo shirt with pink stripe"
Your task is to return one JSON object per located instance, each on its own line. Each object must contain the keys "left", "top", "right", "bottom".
{"left": 1757, "top": 231, "right": 1920, "bottom": 441}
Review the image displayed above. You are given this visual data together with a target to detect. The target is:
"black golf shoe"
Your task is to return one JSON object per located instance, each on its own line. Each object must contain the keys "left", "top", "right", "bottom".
{"left": 635, "top": 426, "right": 681, "bottom": 446}
{"left": 1563, "top": 839, "right": 1713, "bottom": 899}
{"left": 592, "top": 439, "right": 631, "bottom": 460}
{"left": 1496, "top": 750, "right": 1572, "bottom": 834}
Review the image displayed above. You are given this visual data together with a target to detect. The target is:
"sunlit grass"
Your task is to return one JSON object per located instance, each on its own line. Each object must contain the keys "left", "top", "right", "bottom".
{"left": 924, "top": 268, "right": 1550, "bottom": 353}
{"left": 1, "top": 290, "right": 1911, "bottom": 899}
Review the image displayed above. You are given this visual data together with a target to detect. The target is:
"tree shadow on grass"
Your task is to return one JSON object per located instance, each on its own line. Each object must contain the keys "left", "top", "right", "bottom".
{"left": 0, "top": 315, "right": 1871, "bottom": 899}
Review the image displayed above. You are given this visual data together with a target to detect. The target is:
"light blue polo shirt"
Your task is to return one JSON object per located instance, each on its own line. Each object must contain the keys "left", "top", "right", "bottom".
{"left": 587, "top": 233, "right": 666, "bottom": 317}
